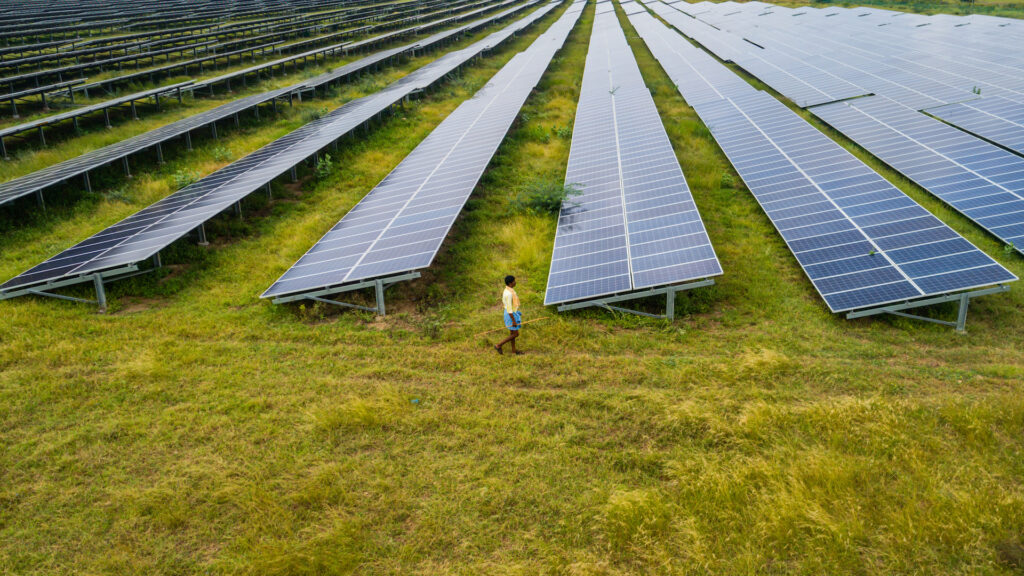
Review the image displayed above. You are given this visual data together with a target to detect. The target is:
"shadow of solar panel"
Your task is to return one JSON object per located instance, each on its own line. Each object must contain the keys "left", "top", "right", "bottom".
{"left": 544, "top": 8, "right": 721, "bottom": 306}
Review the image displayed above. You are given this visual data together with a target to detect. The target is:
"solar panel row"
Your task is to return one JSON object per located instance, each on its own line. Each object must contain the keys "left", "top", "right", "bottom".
{"left": 655, "top": 1, "right": 1024, "bottom": 257}
{"left": 628, "top": 9, "right": 1016, "bottom": 315}
{"left": 663, "top": 0, "right": 1024, "bottom": 130}
{"left": 14, "top": 0, "right": 474, "bottom": 98}
{"left": 0, "top": 86, "right": 293, "bottom": 208}
{"left": 262, "top": 1, "right": 585, "bottom": 303}
{"left": 0, "top": 2, "right": 564, "bottom": 300}
{"left": 544, "top": 6, "right": 721, "bottom": 308}
{"left": 926, "top": 97, "right": 1024, "bottom": 157}
{"left": 0, "top": 81, "right": 194, "bottom": 157}
{"left": 0, "top": 1, "right": 535, "bottom": 210}
{"left": 812, "top": 95, "right": 1024, "bottom": 253}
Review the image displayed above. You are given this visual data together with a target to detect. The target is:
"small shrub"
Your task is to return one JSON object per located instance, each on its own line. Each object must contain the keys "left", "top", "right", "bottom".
{"left": 211, "top": 145, "right": 233, "bottom": 162}
{"left": 554, "top": 125, "right": 572, "bottom": 139}
{"left": 316, "top": 154, "right": 334, "bottom": 180}
{"left": 522, "top": 124, "right": 550, "bottom": 143}
{"left": 1004, "top": 242, "right": 1016, "bottom": 255}
{"left": 720, "top": 172, "right": 736, "bottom": 189}
{"left": 172, "top": 168, "right": 198, "bottom": 188}
{"left": 511, "top": 180, "right": 582, "bottom": 215}
{"left": 303, "top": 107, "right": 329, "bottom": 123}
{"left": 103, "top": 186, "right": 131, "bottom": 203}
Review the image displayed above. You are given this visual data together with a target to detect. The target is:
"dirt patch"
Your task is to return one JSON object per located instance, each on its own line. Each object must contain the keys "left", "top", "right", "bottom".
{"left": 281, "top": 175, "right": 313, "bottom": 199}
{"left": 115, "top": 297, "right": 165, "bottom": 315}
{"left": 157, "top": 264, "right": 190, "bottom": 285}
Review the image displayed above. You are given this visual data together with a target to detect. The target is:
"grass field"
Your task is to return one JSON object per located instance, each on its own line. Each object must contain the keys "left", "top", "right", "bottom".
{"left": 3, "top": 1, "right": 1024, "bottom": 574}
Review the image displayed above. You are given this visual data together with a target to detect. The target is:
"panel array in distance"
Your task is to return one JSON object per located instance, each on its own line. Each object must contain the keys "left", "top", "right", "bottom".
{"left": 263, "top": 1, "right": 586, "bottom": 300}
{"left": 628, "top": 9, "right": 1016, "bottom": 313}
{"left": 0, "top": 2, "right": 559, "bottom": 297}
{"left": 544, "top": 6, "right": 721, "bottom": 306}
{"left": 0, "top": 0, "right": 537, "bottom": 210}
{"left": 656, "top": 1, "right": 1024, "bottom": 254}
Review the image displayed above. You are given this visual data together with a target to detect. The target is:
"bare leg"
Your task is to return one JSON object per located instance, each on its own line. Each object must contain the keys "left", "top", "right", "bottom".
{"left": 496, "top": 329, "right": 518, "bottom": 353}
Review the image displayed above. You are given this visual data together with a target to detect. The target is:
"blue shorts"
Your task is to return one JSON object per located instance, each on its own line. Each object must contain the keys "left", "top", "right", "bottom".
{"left": 503, "top": 311, "right": 522, "bottom": 331}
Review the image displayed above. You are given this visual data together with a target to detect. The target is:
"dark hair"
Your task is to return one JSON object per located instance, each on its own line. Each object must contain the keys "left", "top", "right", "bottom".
{"left": 504, "top": 275, "right": 515, "bottom": 286}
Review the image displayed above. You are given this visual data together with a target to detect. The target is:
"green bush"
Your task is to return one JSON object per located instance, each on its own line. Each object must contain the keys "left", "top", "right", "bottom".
{"left": 316, "top": 154, "right": 334, "bottom": 180}
{"left": 172, "top": 168, "right": 199, "bottom": 188}
{"left": 511, "top": 180, "right": 581, "bottom": 215}
{"left": 211, "top": 145, "right": 233, "bottom": 162}
{"left": 720, "top": 172, "right": 736, "bottom": 189}
{"left": 303, "top": 107, "right": 329, "bottom": 123}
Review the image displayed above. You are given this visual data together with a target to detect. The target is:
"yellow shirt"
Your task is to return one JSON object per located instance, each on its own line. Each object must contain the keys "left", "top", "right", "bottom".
{"left": 502, "top": 286, "right": 519, "bottom": 314}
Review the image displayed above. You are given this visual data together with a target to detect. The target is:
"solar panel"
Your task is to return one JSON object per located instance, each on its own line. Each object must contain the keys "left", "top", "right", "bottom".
{"left": 0, "top": 2, "right": 531, "bottom": 210}
{"left": 629, "top": 10, "right": 1016, "bottom": 317}
{"left": 263, "top": 1, "right": 585, "bottom": 303}
{"left": 812, "top": 95, "right": 1024, "bottom": 253}
{"left": 1, "top": 2, "right": 568, "bottom": 302}
{"left": 544, "top": 8, "right": 721, "bottom": 308}
{"left": 0, "top": 81, "right": 194, "bottom": 156}
{"left": 926, "top": 96, "right": 1024, "bottom": 157}
{"left": 0, "top": 86, "right": 292, "bottom": 208}
{"left": 668, "top": 0, "right": 1024, "bottom": 112}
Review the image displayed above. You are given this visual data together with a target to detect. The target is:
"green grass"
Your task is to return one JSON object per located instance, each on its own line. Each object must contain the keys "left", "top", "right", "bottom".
{"left": 3, "top": 1, "right": 1024, "bottom": 574}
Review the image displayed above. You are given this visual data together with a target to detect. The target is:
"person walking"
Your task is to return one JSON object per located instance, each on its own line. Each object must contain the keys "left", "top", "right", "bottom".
{"left": 495, "top": 275, "right": 523, "bottom": 355}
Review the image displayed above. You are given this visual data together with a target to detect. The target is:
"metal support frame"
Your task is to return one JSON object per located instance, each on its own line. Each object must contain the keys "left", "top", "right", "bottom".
{"left": 0, "top": 264, "right": 143, "bottom": 311}
{"left": 271, "top": 272, "right": 421, "bottom": 317}
{"left": 845, "top": 285, "right": 1010, "bottom": 332}
{"left": 556, "top": 279, "right": 716, "bottom": 321}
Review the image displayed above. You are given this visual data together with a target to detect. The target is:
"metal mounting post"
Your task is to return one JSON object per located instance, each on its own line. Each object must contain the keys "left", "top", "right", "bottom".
{"left": 83, "top": 172, "right": 91, "bottom": 193}
{"left": 845, "top": 285, "right": 1011, "bottom": 333}
{"left": 122, "top": 156, "right": 131, "bottom": 177}
{"left": 375, "top": 279, "right": 385, "bottom": 316}
{"left": 557, "top": 279, "right": 716, "bottom": 321}
{"left": 197, "top": 223, "right": 209, "bottom": 246}
{"left": 93, "top": 273, "right": 107, "bottom": 312}
{"left": 271, "top": 272, "right": 421, "bottom": 317}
